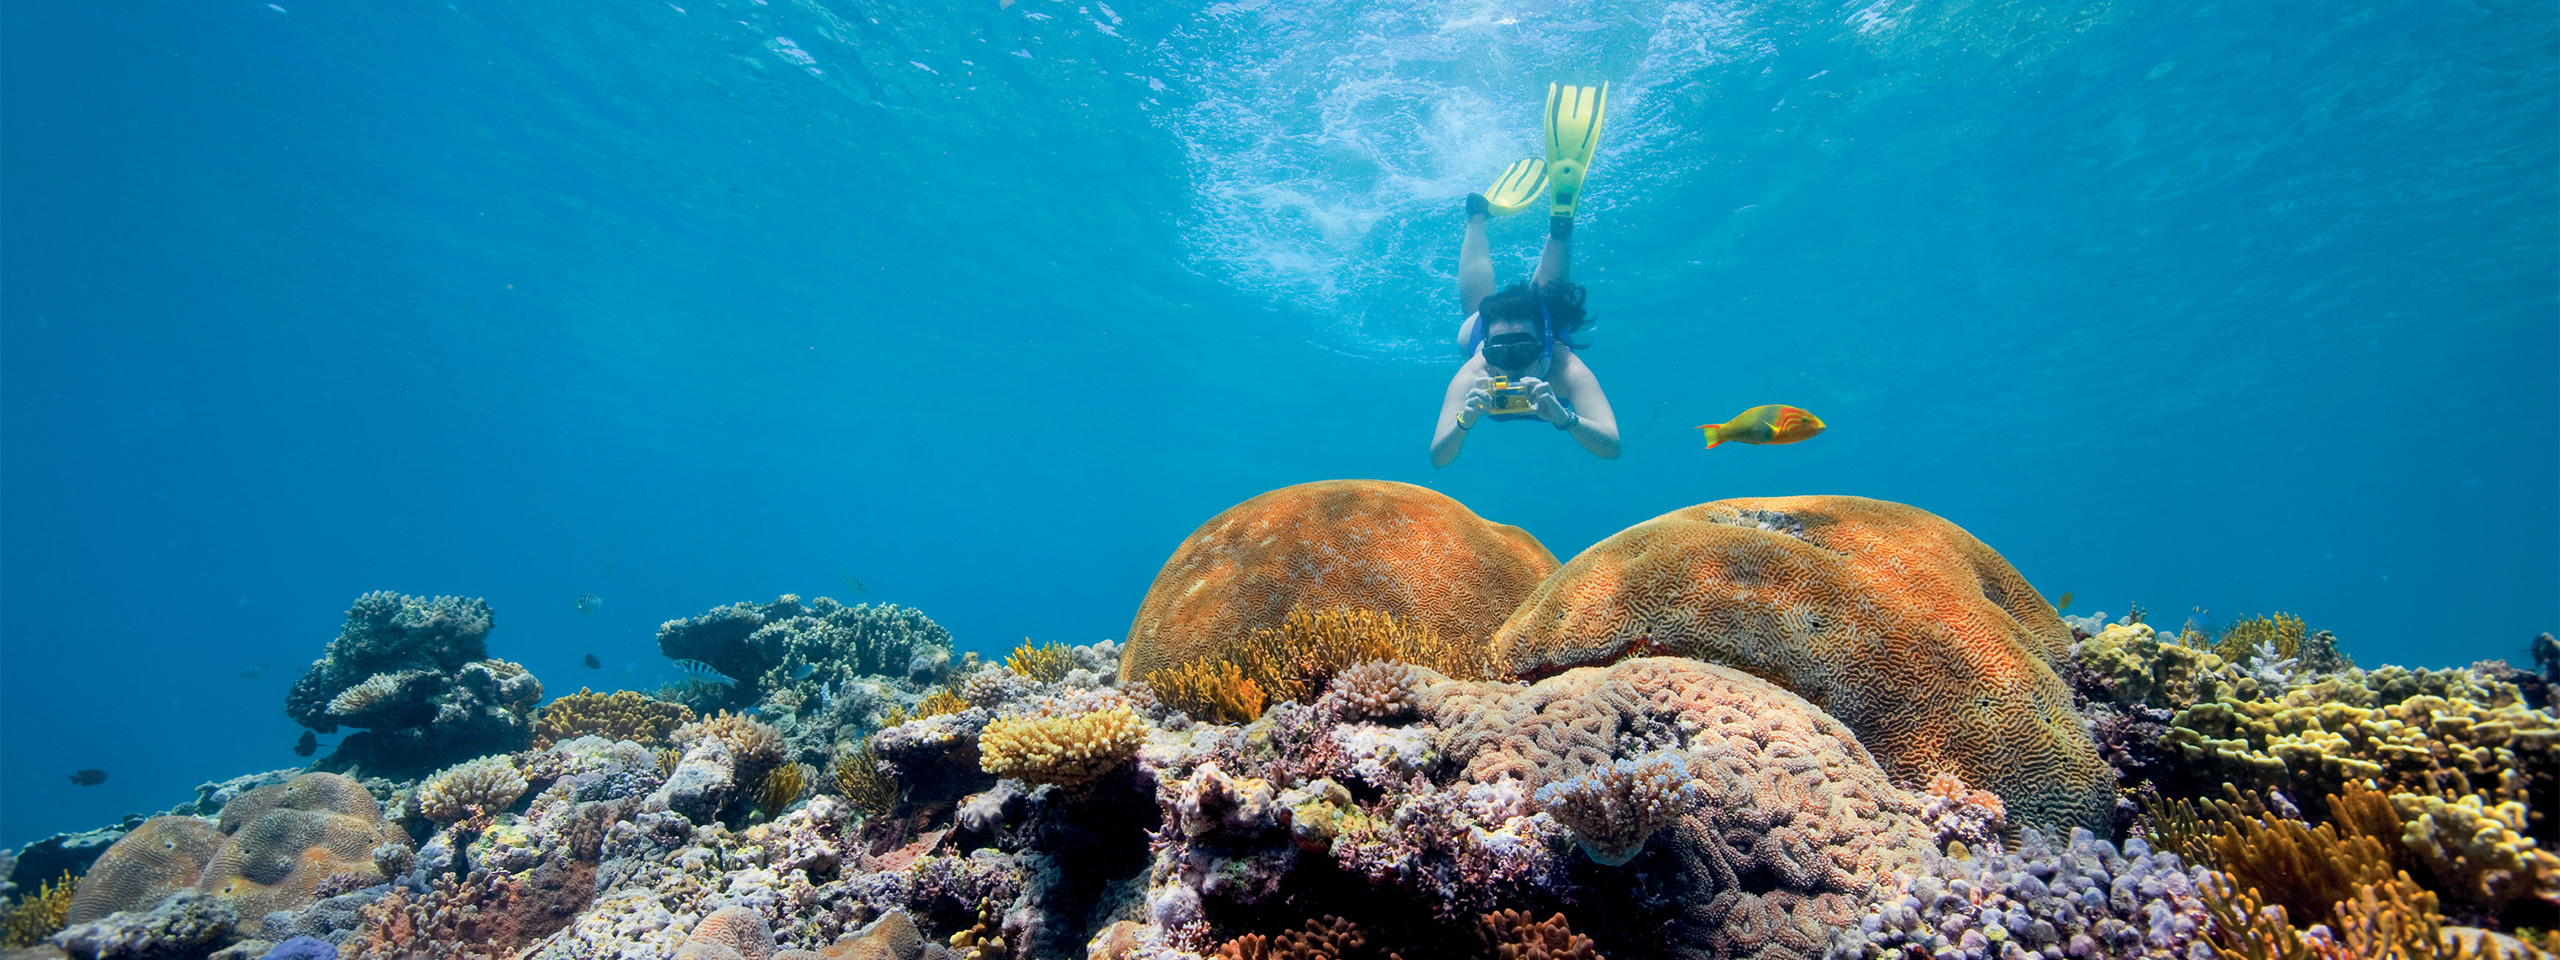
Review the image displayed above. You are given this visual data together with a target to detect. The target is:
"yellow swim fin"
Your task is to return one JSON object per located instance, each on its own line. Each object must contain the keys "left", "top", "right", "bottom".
{"left": 1544, "top": 81, "right": 1608, "bottom": 217}
{"left": 1481, "top": 158, "right": 1548, "bottom": 214}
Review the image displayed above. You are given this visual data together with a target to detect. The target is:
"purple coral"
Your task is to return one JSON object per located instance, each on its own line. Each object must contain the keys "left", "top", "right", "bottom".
{"left": 1828, "top": 829, "right": 2214, "bottom": 960}
{"left": 1532, "top": 752, "right": 1705, "bottom": 866}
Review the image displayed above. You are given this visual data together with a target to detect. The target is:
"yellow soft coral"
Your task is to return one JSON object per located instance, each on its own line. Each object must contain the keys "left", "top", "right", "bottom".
{"left": 2215, "top": 612, "right": 2308, "bottom": 663}
{"left": 978, "top": 706, "right": 1145, "bottom": 786}
{"left": 535, "top": 687, "right": 697, "bottom": 748}
{"left": 1146, "top": 606, "right": 1481, "bottom": 725}
{"left": 1004, "top": 640, "right": 1074, "bottom": 683}
{"left": 1, "top": 871, "right": 74, "bottom": 947}
{"left": 1148, "top": 660, "right": 1268, "bottom": 725}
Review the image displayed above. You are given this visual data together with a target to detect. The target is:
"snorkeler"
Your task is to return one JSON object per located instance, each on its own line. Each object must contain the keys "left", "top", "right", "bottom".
{"left": 1431, "top": 83, "right": 1622, "bottom": 468}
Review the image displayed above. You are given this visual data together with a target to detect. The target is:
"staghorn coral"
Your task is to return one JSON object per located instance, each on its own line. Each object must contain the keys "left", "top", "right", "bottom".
{"left": 978, "top": 706, "right": 1145, "bottom": 787}
{"left": 1532, "top": 752, "right": 1705, "bottom": 866}
{"left": 658, "top": 595, "right": 954, "bottom": 710}
{"left": 1423, "top": 657, "right": 1933, "bottom": 960}
{"left": 2393, "top": 793, "right": 2560, "bottom": 911}
{"left": 1151, "top": 660, "right": 1269, "bottom": 725}
{"left": 286, "top": 592, "right": 544, "bottom": 777}
{"left": 1121, "top": 480, "right": 1556, "bottom": 687}
{"left": 195, "top": 772, "right": 399, "bottom": 918}
{"left": 1829, "top": 829, "right": 2214, "bottom": 960}
{"left": 1478, "top": 910, "right": 1602, "bottom": 960}
{"left": 417, "top": 756, "right": 531, "bottom": 824}
{"left": 1487, "top": 496, "right": 2112, "bottom": 830}
{"left": 2, "top": 871, "right": 74, "bottom": 947}
{"left": 1004, "top": 641, "right": 1075, "bottom": 684}
{"left": 65, "top": 817, "right": 224, "bottom": 925}
{"left": 536, "top": 688, "right": 697, "bottom": 748}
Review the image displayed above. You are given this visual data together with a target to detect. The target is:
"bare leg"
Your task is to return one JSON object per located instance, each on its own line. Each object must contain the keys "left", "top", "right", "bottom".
{"left": 1530, "top": 214, "right": 1572, "bottom": 289}
{"left": 1460, "top": 195, "right": 1495, "bottom": 322}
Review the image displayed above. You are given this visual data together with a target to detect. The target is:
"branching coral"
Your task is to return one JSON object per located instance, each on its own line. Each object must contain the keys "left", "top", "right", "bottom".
{"left": 1005, "top": 640, "right": 1075, "bottom": 684}
{"left": 536, "top": 688, "right": 697, "bottom": 748}
{"left": 1315, "top": 661, "right": 1422, "bottom": 722}
{"left": 1532, "top": 752, "right": 1706, "bottom": 866}
{"left": 978, "top": 706, "right": 1145, "bottom": 786}
{"left": 2206, "top": 797, "right": 2400, "bottom": 929}
{"left": 1, "top": 871, "right": 74, "bottom": 947}
{"left": 1151, "top": 660, "right": 1268, "bottom": 725}
{"left": 1478, "top": 910, "right": 1601, "bottom": 960}
{"left": 418, "top": 756, "right": 531, "bottom": 824}
{"left": 675, "top": 711, "right": 787, "bottom": 783}
{"left": 1122, "top": 480, "right": 1554, "bottom": 688}
{"left": 342, "top": 868, "right": 586, "bottom": 960}
{"left": 2203, "top": 869, "right": 2495, "bottom": 960}
{"left": 1488, "top": 495, "right": 2113, "bottom": 830}
{"left": 2071, "top": 622, "right": 2246, "bottom": 712}
{"left": 2392, "top": 793, "right": 2560, "bottom": 911}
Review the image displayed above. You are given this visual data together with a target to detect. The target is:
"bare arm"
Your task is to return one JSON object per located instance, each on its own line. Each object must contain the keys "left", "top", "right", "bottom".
{"left": 1430, "top": 357, "right": 1492, "bottom": 468}
{"left": 1530, "top": 216, "right": 1572, "bottom": 289}
{"left": 1545, "top": 347, "right": 1620, "bottom": 459}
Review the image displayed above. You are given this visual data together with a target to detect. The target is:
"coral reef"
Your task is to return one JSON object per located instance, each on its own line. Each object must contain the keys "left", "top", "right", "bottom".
{"left": 1828, "top": 829, "right": 2215, "bottom": 960}
{"left": 2, "top": 871, "right": 74, "bottom": 947}
{"left": 1149, "top": 608, "right": 1485, "bottom": 724}
{"left": 977, "top": 706, "right": 1145, "bottom": 787}
{"left": 1003, "top": 641, "right": 1075, "bottom": 685}
{"left": 656, "top": 595, "right": 955, "bottom": 711}
{"left": 1120, "top": 479, "right": 1557, "bottom": 687}
{"left": 2392, "top": 793, "right": 2560, "bottom": 912}
{"left": 197, "top": 773, "right": 401, "bottom": 918}
{"left": 1477, "top": 910, "right": 1600, "bottom": 960}
{"left": 51, "top": 888, "right": 238, "bottom": 960}
{"left": 417, "top": 756, "right": 531, "bottom": 824}
{"left": 286, "top": 592, "right": 545, "bottom": 777}
{"left": 1486, "top": 496, "right": 2113, "bottom": 830}
{"left": 1529, "top": 753, "right": 1705, "bottom": 866}
{"left": 536, "top": 689, "right": 697, "bottom": 748}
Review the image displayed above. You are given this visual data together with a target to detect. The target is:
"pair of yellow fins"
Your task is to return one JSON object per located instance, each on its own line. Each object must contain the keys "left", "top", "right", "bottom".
{"left": 1480, "top": 82, "right": 1609, "bottom": 217}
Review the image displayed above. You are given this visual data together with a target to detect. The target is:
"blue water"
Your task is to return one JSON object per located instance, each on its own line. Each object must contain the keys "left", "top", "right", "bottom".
{"left": 2, "top": 0, "right": 2552, "bottom": 847}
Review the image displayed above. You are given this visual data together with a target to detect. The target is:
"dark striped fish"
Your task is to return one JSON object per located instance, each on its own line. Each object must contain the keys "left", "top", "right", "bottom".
{"left": 671, "top": 659, "right": 736, "bottom": 686}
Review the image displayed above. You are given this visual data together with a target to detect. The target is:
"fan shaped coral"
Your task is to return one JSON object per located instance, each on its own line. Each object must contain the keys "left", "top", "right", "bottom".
{"left": 1486, "top": 496, "right": 2110, "bottom": 829}
{"left": 1119, "top": 480, "right": 1557, "bottom": 687}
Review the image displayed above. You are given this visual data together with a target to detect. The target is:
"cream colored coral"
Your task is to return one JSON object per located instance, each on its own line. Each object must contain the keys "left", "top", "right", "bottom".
{"left": 326, "top": 670, "right": 423, "bottom": 718}
{"left": 675, "top": 711, "right": 785, "bottom": 767}
{"left": 417, "top": 755, "right": 528, "bottom": 823}
{"left": 978, "top": 706, "right": 1144, "bottom": 786}
{"left": 2169, "top": 673, "right": 2560, "bottom": 809}
{"left": 2394, "top": 792, "right": 2560, "bottom": 910}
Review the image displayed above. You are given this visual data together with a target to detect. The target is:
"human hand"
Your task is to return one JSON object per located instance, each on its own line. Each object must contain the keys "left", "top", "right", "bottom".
{"left": 1459, "top": 377, "right": 1496, "bottom": 427}
{"left": 1521, "top": 377, "right": 1568, "bottom": 423}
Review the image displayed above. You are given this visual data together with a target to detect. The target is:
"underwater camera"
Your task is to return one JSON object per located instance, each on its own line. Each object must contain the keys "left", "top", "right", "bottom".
{"left": 1485, "top": 378, "right": 1535, "bottom": 416}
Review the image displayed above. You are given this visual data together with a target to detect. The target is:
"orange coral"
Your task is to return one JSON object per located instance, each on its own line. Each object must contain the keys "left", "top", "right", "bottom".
{"left": 66, "top": 816, "right": 224, "bottom": 924}
{"left": 196, "top": 771, "right": 400, "bottom": 917}
{"left": 1120, "top": 480, "right": 1557, "bottom": 686}
{"left": 1487, "top": 495, "right": 2110, "bottom": 829}
{"left": 1478, "top": 910, "right": 1602, "bottom": 960}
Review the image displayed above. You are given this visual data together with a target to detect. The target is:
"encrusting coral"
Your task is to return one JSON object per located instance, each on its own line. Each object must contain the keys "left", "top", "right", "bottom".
{"left": 418, "top": 755, "right": 532, "bottom": 824}
{"left": 978, "top": 705, "right": 1145, "bottom": 787}
{"left": 535, "top": 688, "right": 697, "bottom": 748}
{"left": 1120, "top": 479, "right": 1557, "bottom": 688}
{"left": 286, "top": 591, "right": 546, "bottom": 776}
{"left": 1486, "top": 496, "right": 2113, "bottom": 830}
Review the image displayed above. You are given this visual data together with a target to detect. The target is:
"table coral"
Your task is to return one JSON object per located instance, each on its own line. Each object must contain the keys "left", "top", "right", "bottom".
{"left": 66, "top": 817, "right": 223, "bottom": 925}
{"left": 537, "top": 689, "right": 698, "bottom": 748}
{"left": 978, "top": 707, "right": 1145, "bottom": 787}
{"left": 196, "top": 773, "right": 401, "bottom": 919}
{"left": 1119, "top": 480, "right": 1557, "bottom": 688}
{"left": 1421, "top": 658, "right": 1934, "bottom": 960}
{"left": 285, "top": 592, "right": 544, "bottom": 777}
{"left": 1485, "top": 496, "right": 2112, "bottom": 830}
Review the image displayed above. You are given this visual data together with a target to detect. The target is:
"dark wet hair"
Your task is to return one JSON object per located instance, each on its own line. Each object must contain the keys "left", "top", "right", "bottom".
{"left": 1478, "top": 280, "right": 1591, "bottom": 349}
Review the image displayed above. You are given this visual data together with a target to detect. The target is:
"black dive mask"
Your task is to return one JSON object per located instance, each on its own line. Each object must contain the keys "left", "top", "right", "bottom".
{"left": 1485, "top": 333, "right": 1541, "bottom": 372}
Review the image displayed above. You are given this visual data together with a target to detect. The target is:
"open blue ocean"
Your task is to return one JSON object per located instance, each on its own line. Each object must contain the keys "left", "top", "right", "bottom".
{"left": 2, "top": 0, "right": 2552, "bottom": 856}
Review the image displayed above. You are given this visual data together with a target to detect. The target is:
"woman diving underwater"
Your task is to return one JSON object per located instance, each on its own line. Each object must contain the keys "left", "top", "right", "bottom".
{"left": 1430, "top": 83, "right": 1622, "bottom": 468}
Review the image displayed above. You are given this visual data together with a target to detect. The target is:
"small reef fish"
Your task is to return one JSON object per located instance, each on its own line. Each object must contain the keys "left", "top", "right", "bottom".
{"left": 792, "top": 663, "right": 818, "bottom": 680}
{"left": 293, "top": 731, "right": 318, "bottom": 757}
{"left": 238, "top": 663, "right": 269, "bottom": 682}
{"left": 576, "top": 594, "right": 602, "bottom": 614}
{"left": 841, "top": 574, "right": 869, "bottom": 597}
{"left": 2052, "top": 591, "right": 2074, "bottom": 612}
{"left": 67, "top": 769, "right": 107, "bottom": 786}
{"left": 603, "top": 562, "right": 617, "bottom": 574}
{"left": 672, "top": 659, "right": 736, "bottom": 686}
{"left": 1697, "top": 404, "right": 1825, "bottom": 449}
{"left": 583, "top": 653, "right": 602, "bottom": 669}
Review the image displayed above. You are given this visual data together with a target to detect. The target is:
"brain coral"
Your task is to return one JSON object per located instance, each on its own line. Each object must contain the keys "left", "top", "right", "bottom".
{"left": 1420, "top": 657, "right": 1933, "bottom": 960}
{"left": 1120, "top": 480, "right": 1557, "bottom": 686}
{"left": 195, "top": 772, "right": 398, "bottom": 917}
{"left": 1486, "top": 496, "right": 2110, "bottom": 829}
{"left": 66, "top": 816, "right": 225, "bottom": 924}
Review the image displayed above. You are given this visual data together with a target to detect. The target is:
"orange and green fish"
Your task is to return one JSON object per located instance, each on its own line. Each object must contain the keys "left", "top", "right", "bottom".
{"left": 1697, "top": 404, "right": 1825, "bottom": 449}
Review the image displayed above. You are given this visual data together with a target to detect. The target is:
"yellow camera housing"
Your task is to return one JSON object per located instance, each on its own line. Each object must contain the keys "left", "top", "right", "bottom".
{"left": 1485, "top": 378, "right": 1534, "bottom": 416}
